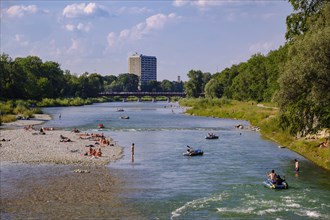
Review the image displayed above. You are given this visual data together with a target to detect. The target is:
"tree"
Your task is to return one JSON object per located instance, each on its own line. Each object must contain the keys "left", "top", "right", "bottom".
{"left": 263, "top": 45, "right": 289, "bottom": 102}
{"left": 41, "top": 61, "right": 64, "bottom": 98}
{"left": 0, "top": 53, "right": 26, "bottom": 99}
{"left": 230, "top": 54, "right": 267, "bottom": 102}
{"left": 184, "top": 70, "right": 210, "bottom": 98}
{"left": 141, "top": 80, "right": 161, "bottom": 92}
{"left": 212, "top": 65, "right": 239, "bottom": 99}
{"left": 14, "top": 56, "right": 43, "bottom": 100}
{"left": 286, "top": 0, "right": 326, "bottom": 41}
{"left": 117, "top": 73, "right": 139, "bottom": 92}
{"left": 172, "top": 81, "right": 184, "bottom": 92}
{"left": 160, "top": 80, "right": 173, "bottom": 92}
{"left": 204, "top": 78, "right": 224, "bottom": 98}
{"left": 103, "top": 75, "right": 117, "bottom": 92}
{"left": 276, "top": 3, "right": 330, "bottom": 135}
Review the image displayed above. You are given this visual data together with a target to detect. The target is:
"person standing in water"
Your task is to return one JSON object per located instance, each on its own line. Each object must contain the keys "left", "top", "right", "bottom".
{"left": 59, "top": 113, "right": 61, "bottom": 120}
{"left": 131, "top": 143, "right": 135, "bottom": 162}
{"left": 294, "top": 159, "right": 299, "bottom": 172}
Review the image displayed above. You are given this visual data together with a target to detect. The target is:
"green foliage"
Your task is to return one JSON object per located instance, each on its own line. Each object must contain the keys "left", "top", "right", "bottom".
{"left": 204, "top": 78, "right": 224, "bottom": 98}
{"left": 230, "top": 54, "right": 269, "bottom": 102}
{"left": 1, "top": 52, "right": 183, "bottom": 102}
{"left": 1, "top": 114, "right": 17, "bottom": 123}
{"left": 117, "top": 73, "right": 139, "bottom": 92}
{"left": 141, "top": 80, "right": 161, "bottom": 92}
{"left": 0, "top": 101, "right": 14, "bottom": 114}
{"left": 184, "top": 70, "right": 211, "bottom": 98}
{"left": 37, "top": 97, "right": 110, "bottom": 107}
{"left": 286, "top": 0, "right": 326, "bottom": 41}
{"left": 206, "top": 45, "right": 288, "bottom": 103}
{"left": 13, "top": 105, "right": 28, "bottom": 115}
{"left": 0, "top": 100, "right": 42, "bottom": 123}
{"left": 179, "top": 97, "right": 231, "bottom": 109}
{"left": 276, "top": 3, "right": 330, "bottom": 135}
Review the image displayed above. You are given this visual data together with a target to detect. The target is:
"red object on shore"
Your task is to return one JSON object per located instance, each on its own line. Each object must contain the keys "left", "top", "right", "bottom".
{"left": 98, "top": 124, "right": 104, "bottom": 128}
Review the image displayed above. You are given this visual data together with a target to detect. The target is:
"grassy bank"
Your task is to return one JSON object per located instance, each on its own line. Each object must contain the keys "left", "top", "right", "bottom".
{"left": 0, "top": 97, "right": 111, "bottom": 125}
{"left": 179, "top": 98, "right": 330, "bottom": 170}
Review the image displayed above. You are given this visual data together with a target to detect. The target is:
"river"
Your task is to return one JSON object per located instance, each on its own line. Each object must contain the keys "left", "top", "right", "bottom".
{"left": 3, "top": 102, "right": 330, "bottom": 219}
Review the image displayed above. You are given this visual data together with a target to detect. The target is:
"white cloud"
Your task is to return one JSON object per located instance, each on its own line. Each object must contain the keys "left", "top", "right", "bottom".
{"left": 249, "top": 42, "right": 275, "bottom": 54}
{"left": 173, "top": 0, "right": 254, "bottom": 10}
{"left": 107, "top": 13, "right": 180, "bottom": 48}
{"left": 15, "top": 34, "right": 29, "bottom": 45}
{"left": 173, "top": 0, "right": 189, "bottom": 7}
{"left": 145, "top": 14, "right": 168, "bottom": 30}
{"left": 65, "top": 23, "right": 92, "bottom": 32}
{"left": 226, "top": 11, "right": 248, "bottom": 22}
{"left": 65, "top": 24, "right": 75, "bottom": 31}
{"left": 62, "top": 2, "right": 108, "bottom": 18}
{"left": 68, "top": 38, "right": 81, "bottom": 52}
{"left": 173, "top": 0, "right": 227, "bottom": 9}
{"left": 116, "top": 6, "right": 152, "bottom": 15}
{"left": 107, "top": 32, "right": 116, "bottom": 47}
{"left": 5, "top": 5, "right": 38, "bottom": 17}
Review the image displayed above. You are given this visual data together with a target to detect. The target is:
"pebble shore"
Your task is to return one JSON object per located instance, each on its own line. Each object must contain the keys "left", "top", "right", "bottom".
{"left": 0, "top": 114, "right": 124, "bottom": 166}
{"left": 0, "top": 129, "right": 123, "bottom": 166}
{"left": 0, "top": 114, "right": 145, "bottom": 219}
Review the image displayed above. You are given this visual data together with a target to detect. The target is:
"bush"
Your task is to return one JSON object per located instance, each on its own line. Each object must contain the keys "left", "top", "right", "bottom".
{"left": 1, "top": 114, "right": 17, "bottom": 123}
{"left": 13, "top": 105, "right": 28, "bottom": 114}
{"left": 0, "top": 101, "right": 14, "bottom": 114}
{"left": 23, "top": 110, "right": 34, "bottom": 118}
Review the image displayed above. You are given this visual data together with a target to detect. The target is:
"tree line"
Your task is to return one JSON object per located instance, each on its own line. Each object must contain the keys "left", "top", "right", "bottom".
{"left": 0, "top": 55, "right": 184, "bottom": 100}
{"left": 184, "top": 0, "right": 330, "bottom": 136}
{"left": 1, "top": 0, "right": 328, "bottom": 136}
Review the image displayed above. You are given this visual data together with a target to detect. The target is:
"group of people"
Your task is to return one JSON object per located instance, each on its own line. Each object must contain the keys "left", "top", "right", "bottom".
{"left": 267, "top": 159, "right": 300, "bottom": 184}
{"left": 84, "top": 146, "right": 102, "bottom": 158}
{"left": 78, "top": 132, "right": 114, "bottom": 158}
{"left": 78, "top": 133, "right": 110, "bottom": 146}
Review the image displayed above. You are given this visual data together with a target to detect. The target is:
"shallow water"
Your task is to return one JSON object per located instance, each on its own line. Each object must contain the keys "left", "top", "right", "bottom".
{"left": 1, "top": 102, "right": 329, "bottom": 219}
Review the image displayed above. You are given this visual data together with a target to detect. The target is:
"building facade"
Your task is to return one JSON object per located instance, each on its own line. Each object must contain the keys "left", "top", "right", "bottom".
{"left": 128, "top": 53, "right": 157, "bottom": 85}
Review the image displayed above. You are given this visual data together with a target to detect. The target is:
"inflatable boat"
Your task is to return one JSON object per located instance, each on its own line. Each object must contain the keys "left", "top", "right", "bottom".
{"left": 183, "top": 148, "right": 204, "bottom": 156}
{"left": 205, "top": 134, "right": 219, "bottom": 139}
{"left": 264, "top": 179, "right": 289, "bottom": 189}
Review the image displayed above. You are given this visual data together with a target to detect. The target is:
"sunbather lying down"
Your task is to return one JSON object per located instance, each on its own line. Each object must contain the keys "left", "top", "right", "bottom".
{"left": 60, "top": 135, "right": 71, "bottom": 142}
{"left": 1, "top": 138, "right": 11, "bottom": 142}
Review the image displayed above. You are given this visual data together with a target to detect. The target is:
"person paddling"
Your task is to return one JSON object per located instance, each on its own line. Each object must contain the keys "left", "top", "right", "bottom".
{"left": 267, "top": 170, "right": 277, "bottom": 182}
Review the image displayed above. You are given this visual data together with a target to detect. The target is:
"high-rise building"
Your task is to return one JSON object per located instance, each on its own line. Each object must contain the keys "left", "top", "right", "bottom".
{"left": 128, "top": 53, "right": 157, "bottom": 85}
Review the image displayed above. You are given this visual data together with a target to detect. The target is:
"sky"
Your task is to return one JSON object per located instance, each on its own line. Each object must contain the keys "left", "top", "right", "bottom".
{"left": 1, "top": 0, "right": 293, "bottom": 81}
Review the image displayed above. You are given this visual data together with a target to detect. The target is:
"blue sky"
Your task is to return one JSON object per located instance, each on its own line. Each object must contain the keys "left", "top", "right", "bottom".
{"left": 1, "top": 0, "right": 293, "bottom": 81}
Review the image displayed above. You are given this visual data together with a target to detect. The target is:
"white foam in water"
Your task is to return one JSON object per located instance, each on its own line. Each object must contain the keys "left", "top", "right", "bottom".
{"left": 305, "top": 210, "right": 321, "bottom": 218}
{"left": 296, "top": 210, "right": 322, "bottom": 218}
{"left": 171, "top": 194, "right": 225, "bottom": 219}
{"left": 257, "top": 208, "right": 281, "bottom": 216}
{"left": 286, "top": 203, "right": 301, "bottom": 208}
{"left": 216, "top": 207, "right": 255, "bottom": 214}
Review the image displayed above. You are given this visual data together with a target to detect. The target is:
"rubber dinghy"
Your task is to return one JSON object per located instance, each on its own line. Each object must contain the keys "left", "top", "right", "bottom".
{"left": 264, "top": 179, "right": 289, "bottom": 189}
{"left": 205, "top": 134, "right": 219, "bottom": 139}
{"left": 183, "top": 146, "right": 204, "bottom": 156}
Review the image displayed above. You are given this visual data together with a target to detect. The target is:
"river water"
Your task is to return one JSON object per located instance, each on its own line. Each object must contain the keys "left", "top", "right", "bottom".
{"left": 3, "top": 102, "right": 330, "bottom": 219}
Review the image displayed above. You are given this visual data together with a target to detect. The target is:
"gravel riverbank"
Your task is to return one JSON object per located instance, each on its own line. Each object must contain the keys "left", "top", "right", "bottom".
{"left": 0, "top": 129, "right": 123, "bottom": 166}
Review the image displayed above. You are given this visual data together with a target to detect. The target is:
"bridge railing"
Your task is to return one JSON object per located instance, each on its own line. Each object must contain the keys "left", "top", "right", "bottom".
{"left": 99, "top": 91, "right": 186, "bottom": 97}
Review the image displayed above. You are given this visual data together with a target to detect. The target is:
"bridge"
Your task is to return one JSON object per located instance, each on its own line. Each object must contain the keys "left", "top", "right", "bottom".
{"left": 99, "top": 91, "right": 186, "bottom": 102}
